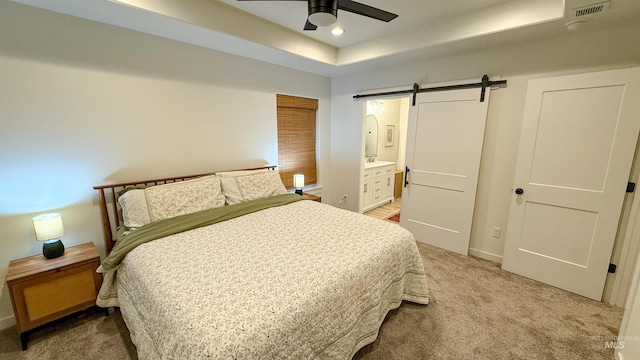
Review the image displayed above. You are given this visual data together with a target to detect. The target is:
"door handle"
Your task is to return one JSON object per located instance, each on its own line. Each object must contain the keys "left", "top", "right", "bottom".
{"left": 404, "top": 166, "right": 410, "bottom": 188}
{"left": 515, "top": 188, "right": 524, "bottom": 195}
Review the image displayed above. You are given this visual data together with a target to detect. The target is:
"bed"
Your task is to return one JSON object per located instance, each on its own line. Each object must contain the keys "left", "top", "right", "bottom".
{"left": 93, "top": 166, "right": 429, "bottom": 359}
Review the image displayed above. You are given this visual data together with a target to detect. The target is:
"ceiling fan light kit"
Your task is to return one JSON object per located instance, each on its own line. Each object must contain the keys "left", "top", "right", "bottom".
{"left": 308, "top": 0, "right": 338, "bottom": 26}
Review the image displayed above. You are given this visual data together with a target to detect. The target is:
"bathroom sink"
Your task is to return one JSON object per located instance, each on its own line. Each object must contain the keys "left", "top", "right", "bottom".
{"left": 364, "top": 161, "right": 396, "bottom": 169}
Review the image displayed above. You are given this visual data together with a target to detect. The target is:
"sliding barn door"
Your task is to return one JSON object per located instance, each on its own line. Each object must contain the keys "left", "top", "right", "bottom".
{"left": 401, "top": 88, "right": 490, "bottom": 255}
{"left": 502, "top": 68, "right": 640, "bottom": 300}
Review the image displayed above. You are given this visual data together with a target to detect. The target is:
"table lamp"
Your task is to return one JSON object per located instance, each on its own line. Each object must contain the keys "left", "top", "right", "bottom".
{"left": 32, "top": 213, "right": 65, "bottom": 259}
{"left": 293, "top": 174, "right": 304, "bottom": 195}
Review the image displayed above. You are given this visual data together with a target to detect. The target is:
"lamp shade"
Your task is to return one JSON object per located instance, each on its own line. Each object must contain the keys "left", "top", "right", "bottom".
{"left": 293, "top": 174, "right": 305, "bottom": 188}
{"left": 32, "top": 213, "right": 64, "bottom": 241}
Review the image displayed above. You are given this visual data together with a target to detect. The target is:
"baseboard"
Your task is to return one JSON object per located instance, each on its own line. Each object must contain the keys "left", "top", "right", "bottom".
{"left": 0, "top": 314, "right": 15, "bottom": 330}
{"left": 468, "top": 248, "right": 503, "bottom": 264}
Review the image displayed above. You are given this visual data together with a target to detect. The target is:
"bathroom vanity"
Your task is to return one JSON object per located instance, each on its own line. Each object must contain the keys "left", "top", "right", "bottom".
{"left": 363, "top": 161, "right": 396, "bottom": 212}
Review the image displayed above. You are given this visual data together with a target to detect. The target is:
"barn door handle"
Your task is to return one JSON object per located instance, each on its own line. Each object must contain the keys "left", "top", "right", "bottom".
{"left": 515, "top": 188, "right": 524, "bottom": 195}
{"left": 404, "top": 166, "right": 410, "bottom": 188}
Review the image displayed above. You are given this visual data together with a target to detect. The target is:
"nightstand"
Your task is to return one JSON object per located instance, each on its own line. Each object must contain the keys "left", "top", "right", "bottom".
{"left": 6, "top": 242, "right": 103, "bottom": 350}
{"left": 302, "top": 193, "right": 321, "bottom": 202}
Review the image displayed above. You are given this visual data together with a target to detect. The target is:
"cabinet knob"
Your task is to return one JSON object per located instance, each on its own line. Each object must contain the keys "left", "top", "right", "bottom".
{"left": 515, "top": 188, "right": 524, "bottom": 195}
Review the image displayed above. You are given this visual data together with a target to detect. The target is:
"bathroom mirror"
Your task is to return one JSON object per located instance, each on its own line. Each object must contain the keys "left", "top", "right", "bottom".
{"left": 365, "top": 114, "right": 378, "bottom": 159}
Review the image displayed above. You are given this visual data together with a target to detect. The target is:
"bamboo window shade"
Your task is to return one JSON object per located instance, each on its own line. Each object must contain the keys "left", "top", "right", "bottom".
{"left": 277, "top": 94, "right": 318, "bottom": 189}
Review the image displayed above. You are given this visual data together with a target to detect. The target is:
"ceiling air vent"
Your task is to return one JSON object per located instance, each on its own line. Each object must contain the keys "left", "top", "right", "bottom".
{"left": 572, "top": 1, "right": 611, "bottom": 17}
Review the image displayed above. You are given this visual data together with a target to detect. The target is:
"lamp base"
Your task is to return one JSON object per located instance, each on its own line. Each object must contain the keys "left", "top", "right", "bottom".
{"left": 295, "top": 189, "right": 303, "bottom": 195}
{"left": 43, "top": 239, "right": 65, "bottom": 259}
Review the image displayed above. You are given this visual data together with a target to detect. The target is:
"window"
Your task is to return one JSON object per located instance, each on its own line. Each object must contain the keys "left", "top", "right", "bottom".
{"left": 276, "top": 94, "right": 318, "bottom": 189}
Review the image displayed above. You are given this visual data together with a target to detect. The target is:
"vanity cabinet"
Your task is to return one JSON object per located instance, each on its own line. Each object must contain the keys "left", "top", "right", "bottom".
{"left": 363, "top": 162, "right": 396, "bottom": 212}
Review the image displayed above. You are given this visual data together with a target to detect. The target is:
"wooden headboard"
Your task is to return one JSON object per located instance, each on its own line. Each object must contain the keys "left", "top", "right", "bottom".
{"left": 93, "top": 166, "right": 277, "bottom": 254}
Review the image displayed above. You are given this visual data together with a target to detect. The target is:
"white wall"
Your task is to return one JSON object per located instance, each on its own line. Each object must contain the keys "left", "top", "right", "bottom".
{"left": 0, "top": 2, "right": 330, "bottom": 329}
{"left": 617, "top": 266, "right": 640, "bottom": 359}
{"left": 616, "top": 179, "right": 640, "bottom": 359}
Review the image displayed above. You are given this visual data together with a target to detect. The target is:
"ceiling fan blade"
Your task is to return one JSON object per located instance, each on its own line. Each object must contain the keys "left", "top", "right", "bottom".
{"left": 304, "top": 19, "right": 318, "bottom": 30}
{"left": 337, "top": 0, "right": 397, "bottom": 22}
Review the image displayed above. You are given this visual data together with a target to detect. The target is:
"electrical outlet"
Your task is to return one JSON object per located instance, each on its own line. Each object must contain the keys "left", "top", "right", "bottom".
{"left": 491, "top": 227, "right": 501, "bottom": 238}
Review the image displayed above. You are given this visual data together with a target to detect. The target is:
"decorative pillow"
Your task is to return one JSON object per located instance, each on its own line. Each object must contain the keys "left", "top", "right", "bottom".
{"left": 144, "top": 175, "right": 225, "bottom": 222}
{"left": 118, "top": 189, "right": 151, "bottom": 229}
{"left": 219, "top": 171, "right": 287, "bottom": 205}
{"left": 219, "top": 177, "right": 245, "bottom": 205}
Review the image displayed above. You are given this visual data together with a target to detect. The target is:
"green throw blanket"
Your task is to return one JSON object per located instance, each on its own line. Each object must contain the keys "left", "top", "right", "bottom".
{"left": 101, "top": 193, "right": 304, "bottom": 270}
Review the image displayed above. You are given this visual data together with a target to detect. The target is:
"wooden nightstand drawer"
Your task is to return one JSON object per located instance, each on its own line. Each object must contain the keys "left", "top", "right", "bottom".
{"left": 21, "top": 263, "right": 98, "bottom": 322}
{"left": 6, "top": 242, "right": 103, "bottom": 350}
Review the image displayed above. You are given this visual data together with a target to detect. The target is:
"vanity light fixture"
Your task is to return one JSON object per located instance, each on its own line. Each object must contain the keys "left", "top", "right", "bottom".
{"left": 366, "top": 100, "right": 384, "bottom": 115}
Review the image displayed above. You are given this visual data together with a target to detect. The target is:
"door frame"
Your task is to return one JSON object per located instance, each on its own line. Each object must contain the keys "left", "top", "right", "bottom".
{"left": 358, "top": 97, "right": 410, "bottom": 214}
{"left": 605, "top": 132, "right": 640, "bottom": 306}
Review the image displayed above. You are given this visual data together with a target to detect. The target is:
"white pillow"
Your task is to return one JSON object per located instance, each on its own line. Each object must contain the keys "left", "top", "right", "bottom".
{"left": 145, "top": 175, "right": 225, "bottom": 222}
{"left": 219, "top": 177, "right": 245, "bottom": 205}
{"left": 217, "top": 169, "right": 276, "bottom": 205}
{"left": 118, "top": 189, "right": 151, "bottom": 229}
{"left": 219, "top": 171, "right": 287, "bottom": 205}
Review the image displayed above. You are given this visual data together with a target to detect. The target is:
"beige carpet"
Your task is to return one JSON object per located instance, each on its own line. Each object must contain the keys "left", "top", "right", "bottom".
{"left": 0, "top": 242, "right": 623, "bottom": 359}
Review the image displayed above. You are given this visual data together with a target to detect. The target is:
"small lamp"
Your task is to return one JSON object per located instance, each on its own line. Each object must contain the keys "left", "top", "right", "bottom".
{"left": 293, "top": 174, "right": 305, "bottom": 195}
{"left": 32, "top": 213, "right": 65, "bottom": 259}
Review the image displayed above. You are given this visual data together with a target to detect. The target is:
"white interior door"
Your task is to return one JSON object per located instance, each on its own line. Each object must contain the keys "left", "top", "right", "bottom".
{"left": 502, "top": 68, "right": 640, "bottom": 301}
{"left": 400, "top": 88, "right": 490, "bottom": 255}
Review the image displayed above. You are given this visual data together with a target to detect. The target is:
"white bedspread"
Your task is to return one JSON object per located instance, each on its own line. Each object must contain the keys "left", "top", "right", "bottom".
{"left": 107, "top": 200, "right": 429, "bottom": 359}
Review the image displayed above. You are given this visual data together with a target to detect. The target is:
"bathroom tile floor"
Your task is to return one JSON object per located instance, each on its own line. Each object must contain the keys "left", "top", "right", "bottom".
{"left": 363, "top": 198, "right": 401, "bottom": 221}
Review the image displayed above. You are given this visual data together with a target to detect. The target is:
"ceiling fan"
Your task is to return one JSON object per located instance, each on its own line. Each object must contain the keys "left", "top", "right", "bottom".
{"left": 237, "top": 0, "right": 398, "bottom": 31}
